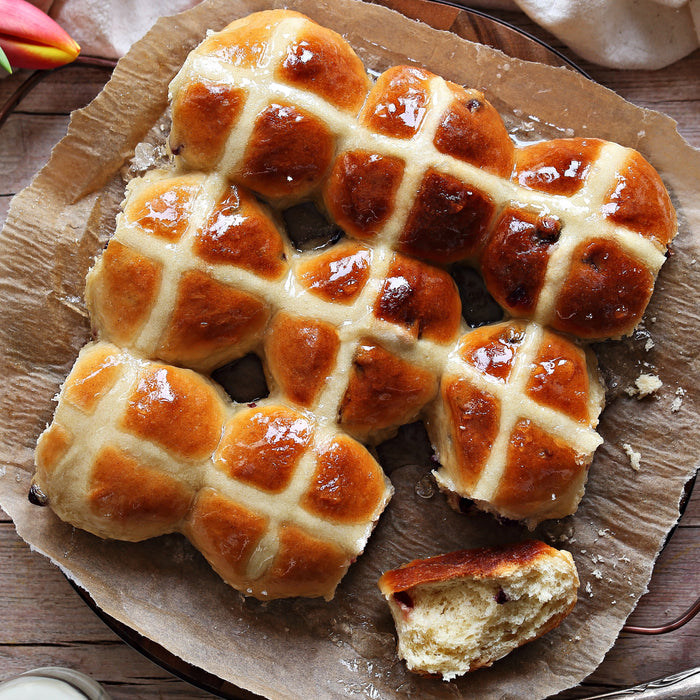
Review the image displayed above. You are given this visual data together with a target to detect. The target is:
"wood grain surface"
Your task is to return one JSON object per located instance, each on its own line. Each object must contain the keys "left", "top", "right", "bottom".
{"left": 0, "top": 2, "right": 698, "bottom": 698}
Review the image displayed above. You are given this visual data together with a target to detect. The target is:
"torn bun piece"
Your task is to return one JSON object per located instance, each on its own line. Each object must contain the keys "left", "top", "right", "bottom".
{"left": 427, "top": 320, "right": 605, "bottom": 529}
{"left": 378, "top": 540, "right": 579, "bottom": 679}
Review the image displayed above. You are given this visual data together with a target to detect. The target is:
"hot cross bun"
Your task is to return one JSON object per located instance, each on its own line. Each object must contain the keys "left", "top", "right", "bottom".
{"left": 33, "top": 342, "right": 392, "bottom": 600}
{"left": 32, "top": 9, "right": 675, "bottom": 600}
{"left": 428, "top": 321, "right": 605, "bottom": 527}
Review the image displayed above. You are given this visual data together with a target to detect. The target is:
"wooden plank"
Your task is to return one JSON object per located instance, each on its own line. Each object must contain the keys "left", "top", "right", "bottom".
{"left": 0, "top": 526, "right": 108, "bottom": 641}
{"left": 0, "top": 521, "right": 214, "bottom": 698}
{"left": 680, "top": 479, "right": 700, "bottom": 527}
{"left": 556, "top": 622, "right": 700, "bottom": 697}
{"left": 626, "top": 525, "right": 700, "bottom": 628}
{"left": 0, "top": 65, "right": 111, "bottom": 116}
{"left": 1, "top": 645, "right": 214, "bottom": 700}
{"left": 0, "top": 644, "right": 211, "bottom": 700}
{"left": 555, "top": 525, "right": 700, "bottom": 698}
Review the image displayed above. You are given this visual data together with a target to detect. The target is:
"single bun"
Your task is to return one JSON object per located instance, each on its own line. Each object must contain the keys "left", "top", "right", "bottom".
{"left": 378, "top": 540, "right": 579, "bottom": 679}
{"left": 428, "top": 320, "right": 605, "bottom": 528}
{"left": 85, "top": 170, "right": 287, "bottom": 373}
{"left": 482, "top": 139, "right": 676, "bottom": 339}
{"left": 168, "top": 9, "right": 370, "bottom": 200}
{"left": 32, "top": 10, "right": 674, "bottom": 600}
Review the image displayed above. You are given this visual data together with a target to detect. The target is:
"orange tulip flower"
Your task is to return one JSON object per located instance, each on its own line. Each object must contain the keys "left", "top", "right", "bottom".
{"left": 0, "top": 0, "right": 80, "bottom": 73}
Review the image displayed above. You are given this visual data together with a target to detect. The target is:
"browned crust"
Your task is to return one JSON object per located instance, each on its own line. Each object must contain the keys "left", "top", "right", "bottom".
{"left": 169, "top": 80, "right": 246, "bottom": 170}
{"left": 276, "top": 19, "right": 370, "bottom": 113}
{"left": 214, "top": 405, "right": 314, "bottom": 493}
{"left": 122, "top": 363, "right": 225, "bottom": 461}
{"left": 88, "top": 446, "right": 193, "bottom": 532}
{"left": 89, "top": 240, "right": 162, "bottom": 345}
{"left": 378, "top": 540, "right": 558, "bottom": 594}
{"left": 193, "top": 185, "right": 287, "bottom": 279}
{"left": 513, "top": 138, "right": 604, "bottom": 196}
{"left": 339, "top": 339, "right": 437, "bottom": 437}
{"left": 296, "top": 241, "right": 372, "bottom": 304}
{"left": 360, "top": 65, "right": 432, "bottom": 139}
{"left": 264, "top": 313, "right": 340, "bottom": 407}
{"left": 302, "top": 435, "right": 388, "bottom": 524}
{"left": 240, "top": 103, "right": 334, "bottom": 199}
{"left": 323, "top": 150, "right": 405, "bottom": 240}
{"left": 602, "top": 150, "right": 677, "bottom": 247}
{"left": 553, "top": 239, "right": 654, "bottom": 338}
{"left": 374, "top": 253, "right": 462, "bottom": 343}
{"left": 434, "top": 83, "right": 514, "bottom": 176}
{"left": 63, "top": 345, "right": 124, "bottom": 413}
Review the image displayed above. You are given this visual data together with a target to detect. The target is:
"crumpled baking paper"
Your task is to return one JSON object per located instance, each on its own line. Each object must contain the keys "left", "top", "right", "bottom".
{"left": 1, "top": 0, "right": 699, "bottom": 698}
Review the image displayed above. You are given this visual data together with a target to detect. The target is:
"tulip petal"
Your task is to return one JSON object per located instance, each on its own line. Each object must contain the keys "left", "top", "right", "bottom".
{"left": 0, "top": 0, "right": 80, "bottom": 70}
{"left": 0, "top": 34, "right": 79, "bottom": 70}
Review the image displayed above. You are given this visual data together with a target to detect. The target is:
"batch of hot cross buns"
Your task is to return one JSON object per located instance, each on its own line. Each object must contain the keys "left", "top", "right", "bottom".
{"left": 29, "top": 9, "right": 676, "bottom": 679}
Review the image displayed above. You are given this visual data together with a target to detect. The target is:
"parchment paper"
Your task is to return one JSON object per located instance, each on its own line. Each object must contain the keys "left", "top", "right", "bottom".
{"left": 1, "top": 0, "right": 699, "bottom": 698}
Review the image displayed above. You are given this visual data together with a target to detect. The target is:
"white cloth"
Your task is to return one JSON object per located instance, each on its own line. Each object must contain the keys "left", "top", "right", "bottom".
{"left": 37, "top": 0, "right": 700, "bottom": 69}
{"left": 471, "top": 0, "right": 700, "bottom": 69}
{"left": 48, "top": 0, "right": 200, "bottom": 59}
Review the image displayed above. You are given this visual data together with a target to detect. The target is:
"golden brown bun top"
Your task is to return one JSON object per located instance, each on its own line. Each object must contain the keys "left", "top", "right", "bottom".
{"left": 200, "top": 10, "right": 370, "bottom": 112}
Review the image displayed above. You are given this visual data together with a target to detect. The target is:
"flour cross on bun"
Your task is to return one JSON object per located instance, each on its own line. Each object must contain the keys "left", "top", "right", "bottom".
{"left": 32, "top": 9, "right": 676, "bottom": 601}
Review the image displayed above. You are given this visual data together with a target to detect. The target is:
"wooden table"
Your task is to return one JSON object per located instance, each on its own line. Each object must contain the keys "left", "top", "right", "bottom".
{"left": 1, "top": 2, "right": 698, "bottom": 698}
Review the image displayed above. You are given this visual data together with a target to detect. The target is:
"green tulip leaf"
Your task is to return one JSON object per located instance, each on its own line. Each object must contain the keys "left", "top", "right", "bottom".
{"left": 0, "top": 46, "right": 12, "bottom": 75}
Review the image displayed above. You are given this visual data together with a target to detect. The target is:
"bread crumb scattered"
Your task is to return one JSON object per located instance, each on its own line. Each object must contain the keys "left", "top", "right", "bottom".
{"left": 671, "top": 387, "right": 685, "bottom": 413}
{"left": 644, "top": 338, "right": 654, "bottom": 352}
{"left": 626, "top": 373, "right": 662, "bottom": 398}
{"left": 622, "top": 443, "right": 641, "bottom": 471}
